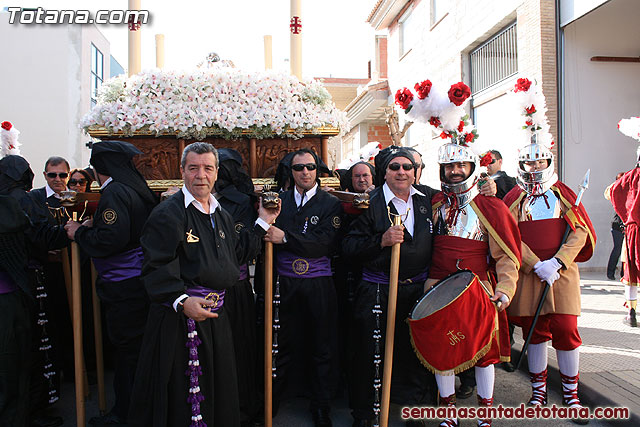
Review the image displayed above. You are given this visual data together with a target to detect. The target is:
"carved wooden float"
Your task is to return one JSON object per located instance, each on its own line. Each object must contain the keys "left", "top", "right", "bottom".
{"left": 87, "top": 125, "right": 339, "bottom": 184}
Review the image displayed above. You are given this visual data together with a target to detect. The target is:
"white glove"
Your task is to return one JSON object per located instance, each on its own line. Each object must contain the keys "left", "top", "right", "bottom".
{"left": 533, "top": 258, "right": 562, "bottom": 286}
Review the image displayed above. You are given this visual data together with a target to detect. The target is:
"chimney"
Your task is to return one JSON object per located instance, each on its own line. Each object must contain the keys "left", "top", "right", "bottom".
{"left": 374, "top": 35, "right": 388, "bottom": 80}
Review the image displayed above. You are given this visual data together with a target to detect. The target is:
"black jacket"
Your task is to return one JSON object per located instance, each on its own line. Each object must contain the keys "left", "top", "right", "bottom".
{"left": 492, "top": 171, "right": 517, "bottom": 200}
{"left": 342, "top": 185, "right": 437, "bottom": 281}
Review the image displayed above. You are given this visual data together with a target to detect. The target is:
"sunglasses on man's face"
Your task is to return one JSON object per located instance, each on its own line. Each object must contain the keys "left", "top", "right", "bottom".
{"left": 489, "top": 159, "right": 498, "bottom": 165}
{"left": 388, "top": 162, "right": 414, "bottom": 171}
{"left": 68, "top": 179, "right": 87, "bottom": 186}
{"left": 46, "top": 172, "right": 68, "bottom": 179}
{"left": 291, "top": 163, "right": 317, "bottom": 172}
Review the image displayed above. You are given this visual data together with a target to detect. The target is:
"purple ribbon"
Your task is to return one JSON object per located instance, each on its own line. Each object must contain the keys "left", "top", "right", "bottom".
{"left": 276, "top": 251, "right": 332, "bottom": 278}
{"left": 238, "top": 264, "right": 248, "bottom": 281}
{"left": 180, "top": 285, "right": 225, "bottom": 427}
{"left": 0, "top": 271, "right": 17, "bottom": 294}
{"left": 361, "top": 268, "right": 429, "bottom": 285}
{"left": 186, "top": 318, "right": 206, "bottom": 427}
{"left": 92, "top": 246, "right": 143, "bottom": 282}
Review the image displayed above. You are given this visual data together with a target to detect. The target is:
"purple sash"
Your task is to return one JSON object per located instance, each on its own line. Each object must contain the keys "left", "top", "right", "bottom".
{"left": 276, "top": 251, "right": 332, "bottom": 278}
{"left": 185, "top": 286, "right": 226, "bottom": 312}
{"left": 361, "top": 268, "right": 429, "bottom": 285}
{"left": 163, "top": 285, "right": 226, "bottom": 312}
{"left": 92, "top": 247, "right": 143, "bottom": 283}
{"left": 238, "top": 264, "right": 249, "bottom": 281}
{"left": 0, "top": 271, "right": 17, "bottom": 294}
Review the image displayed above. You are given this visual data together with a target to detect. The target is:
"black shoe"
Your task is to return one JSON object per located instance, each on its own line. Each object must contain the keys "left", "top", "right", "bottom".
{"left": 502, "top": 361, "right": 515, "bottom": 372}
{"left": 88, "top": 411, "right": 127, "bottom": 425}
{"left": 311, "top": 408, "right": 332, "bottom": 427}
{"left": 455, "top": 383, "right": 474, "bottom": 399}
{"left": 607, "top": 274, "right": 616, "bottom": 280}
{"left": 352, "top": 419, "right": 372, "bottom": 427}
{"left": 623, "top": 308, "right": 638, "bottom": 327}
{"left": 31, "top": 415, "right": 64, "bottom": 427}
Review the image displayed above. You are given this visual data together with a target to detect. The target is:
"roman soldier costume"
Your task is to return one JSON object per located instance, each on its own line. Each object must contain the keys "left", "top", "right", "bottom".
{"left": 395, "top": 80, "right": 521, "bottom": 427}
{"left": 504, "top": 78, "right": 595, "bottom": 423}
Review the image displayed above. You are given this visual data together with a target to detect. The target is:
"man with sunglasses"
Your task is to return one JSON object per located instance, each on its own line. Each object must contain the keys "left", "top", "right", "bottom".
{"left": 264, "top": 148, "right": 343, "bottom": 427}
{"left": 29, "top": 157, "right": 70, "bottom": 223}
{"left": 28, "top": 156, "right": 76, "bottom": 397}
{"left": 343, "top": 147, "right": 438, "bottom": 427}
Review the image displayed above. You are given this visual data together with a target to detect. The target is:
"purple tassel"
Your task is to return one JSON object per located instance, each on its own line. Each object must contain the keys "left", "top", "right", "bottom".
{"left": 185, "top": 319, "right": 206, "bottom": 427}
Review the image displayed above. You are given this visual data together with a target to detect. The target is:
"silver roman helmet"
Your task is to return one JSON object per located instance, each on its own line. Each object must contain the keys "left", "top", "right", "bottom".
{"left": 516, "top": 134, "right": 558, "bottom": 195}
{"left": 438, "top": 138, "right": 480, "bottom": 207}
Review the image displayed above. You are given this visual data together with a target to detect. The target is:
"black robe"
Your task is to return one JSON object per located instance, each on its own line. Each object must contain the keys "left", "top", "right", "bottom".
{"left": 271, "top": 188, "right": 343, "bottom": 410}
{"left": 217, "top": 185, "right": 260, "bottom": 424}
{"left": 5, "top": 188, "right": 69, "bottom": 418}
{"left": 0, "top": 195, "right": 33, "bottom": 427}
{"left": 129, "top": 190, "right": 265, "bottom": 427}
{"left": 74, "top": 180, "right": 154, "bottom": 420}
{"left": 28, "top": 187, "right": 63, "bottom": 226}
{"left": 342, "top": 185, "right": 438, "bottom": 420}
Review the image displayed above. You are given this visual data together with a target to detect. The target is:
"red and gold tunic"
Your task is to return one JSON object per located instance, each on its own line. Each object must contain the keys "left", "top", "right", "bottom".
{"left": 504, "top": 182, "right": 596, "bottom": 317}
{"left": 424, "top": 193, "right": 522, "bottom": 368}
{"left": 610, "top": 168, "right": 640, "bottom": 286}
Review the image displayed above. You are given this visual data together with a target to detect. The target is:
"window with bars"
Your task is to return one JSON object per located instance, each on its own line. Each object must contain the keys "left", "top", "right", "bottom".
{"left": 91, "top": 44, "right": 103, "bottom": 107}
{"left": 469, "top": 23, "right": 517, "bottom": 94}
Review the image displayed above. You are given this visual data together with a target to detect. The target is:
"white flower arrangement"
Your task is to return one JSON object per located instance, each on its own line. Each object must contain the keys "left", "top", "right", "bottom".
{"left": 81, "top": 69, "right": 348, "bottom": 140}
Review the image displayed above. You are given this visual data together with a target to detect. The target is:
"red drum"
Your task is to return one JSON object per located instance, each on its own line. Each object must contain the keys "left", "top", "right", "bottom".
{"left": 408, "top": 270, "right": 498, "bottom": 374}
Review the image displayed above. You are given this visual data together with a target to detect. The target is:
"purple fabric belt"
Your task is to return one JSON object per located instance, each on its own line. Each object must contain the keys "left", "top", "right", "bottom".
{"left": 0, "top": 271, "right": 18, "bottom": 294}
{"left": 163, "top": 285, "right": 226, "bottom": 312}
{"left": 92, "top": 246, "right": 143, "bottom": 283}
{"left": 238, "top": 264, "right": 248, "bottom": 281}
{"left": 185, "top": 286, "right": 226, "bottom": 312}
{"left": 276, "top": 251, "right": 332, "bottom": 278}
{"left": 361, "top": 268, "right": 429, "bottom": 285}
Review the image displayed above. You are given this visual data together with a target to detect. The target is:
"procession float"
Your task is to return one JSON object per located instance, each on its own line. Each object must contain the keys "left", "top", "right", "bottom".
{"left": 81, "top": 68, "right": 348, "bottom": 190}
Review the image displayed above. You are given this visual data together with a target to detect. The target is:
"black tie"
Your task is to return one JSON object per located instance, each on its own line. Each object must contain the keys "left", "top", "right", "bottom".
{"left": 298, "top": 190, "right": 307, "bottom": 212}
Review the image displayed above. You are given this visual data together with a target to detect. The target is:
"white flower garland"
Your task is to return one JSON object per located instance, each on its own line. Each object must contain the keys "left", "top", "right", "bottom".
{"left": 81, "top": 69, "right": 348, "bottom": 140}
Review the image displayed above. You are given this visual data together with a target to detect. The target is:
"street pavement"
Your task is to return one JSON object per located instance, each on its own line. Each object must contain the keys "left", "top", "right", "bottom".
{"left": 51, "top": 271, "right": 636, "bottom": 426}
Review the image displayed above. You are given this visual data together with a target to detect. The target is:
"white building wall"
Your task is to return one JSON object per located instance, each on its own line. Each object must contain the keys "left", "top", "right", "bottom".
{"left": 563, "top": 0, "right": 640, "bottom": 269}
{"left": 0, "top": 18, "right": 111, "bottom": 187}
{"left": 384, "top": 0, "right": 555, "bottom": 188}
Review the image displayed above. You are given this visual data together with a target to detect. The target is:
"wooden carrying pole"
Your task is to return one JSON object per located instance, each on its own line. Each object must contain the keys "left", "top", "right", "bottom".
{"left": 61, "top": 249, "right": 73, "bottom": 315}
{"left": 380, "top": 215, "right": 403, "bottom": 427}
{"left": 91, "top": 263, "right": 107, "bottom": 414}
{"left": 264, "top": 241, "right": 274, "bottom": 427}
{"left": 71, "top": 212, "right": 85, "bottom": 426}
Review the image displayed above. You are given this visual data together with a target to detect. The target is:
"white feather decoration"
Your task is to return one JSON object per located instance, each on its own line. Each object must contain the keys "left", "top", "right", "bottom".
{"left": 0, "top": 121, "right": 21, "bottom": 158}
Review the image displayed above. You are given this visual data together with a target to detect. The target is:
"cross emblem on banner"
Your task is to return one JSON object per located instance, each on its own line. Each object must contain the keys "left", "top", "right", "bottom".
{"left": 290, "top": 16, "right": 302, "bottom": 34}
{"left": 128, "top": 15, "right": 141, "bottom": 31}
